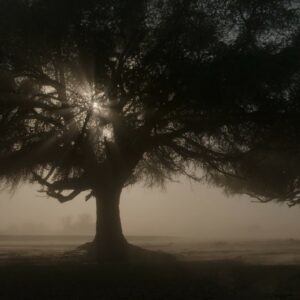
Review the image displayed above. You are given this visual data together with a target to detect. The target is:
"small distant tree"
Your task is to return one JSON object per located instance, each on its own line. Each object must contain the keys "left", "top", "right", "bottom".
{"left": 0, "top": 0, "right": 299, "bottom": 260}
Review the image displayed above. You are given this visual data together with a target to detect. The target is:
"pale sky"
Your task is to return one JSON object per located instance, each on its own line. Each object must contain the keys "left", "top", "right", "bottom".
{"left": 0, "top": 178, "right": 300, "bottom": 240}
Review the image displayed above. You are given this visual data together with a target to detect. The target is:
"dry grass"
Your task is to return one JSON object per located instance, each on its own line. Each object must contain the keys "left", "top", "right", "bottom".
{"left": 1, "top": 257, "right": 300, "bottom": 299}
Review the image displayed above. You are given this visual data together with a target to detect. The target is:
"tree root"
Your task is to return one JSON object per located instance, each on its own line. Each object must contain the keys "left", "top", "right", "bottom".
{"left": 64, "top": 241, "right": 176, "bottom": 263}
{"left": 126, "top": 243, "right": 176, "bottom": 263}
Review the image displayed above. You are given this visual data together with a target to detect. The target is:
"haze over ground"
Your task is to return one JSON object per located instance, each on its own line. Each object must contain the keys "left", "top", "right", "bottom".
{"left": 1, "top": 179, "right": 300, "bottom": 240}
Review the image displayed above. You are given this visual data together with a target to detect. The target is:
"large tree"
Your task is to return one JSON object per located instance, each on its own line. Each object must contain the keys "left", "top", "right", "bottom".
{"left": 0, "top": 0, "right": 299, "bottom": 260}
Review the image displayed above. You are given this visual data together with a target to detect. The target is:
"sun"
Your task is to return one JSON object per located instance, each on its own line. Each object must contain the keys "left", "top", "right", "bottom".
{"left": 92, "top": 102, "right": 101, "bottom": 112}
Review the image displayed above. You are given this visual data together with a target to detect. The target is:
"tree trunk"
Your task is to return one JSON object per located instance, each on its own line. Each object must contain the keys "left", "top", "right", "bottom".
{"left": 93, "top": 184, "right": 128, "bottom": 261}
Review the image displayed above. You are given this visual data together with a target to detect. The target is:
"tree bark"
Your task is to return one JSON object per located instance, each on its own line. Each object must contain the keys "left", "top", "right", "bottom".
{"left": 93, "top": 184, "right": 128, "bottom": 261}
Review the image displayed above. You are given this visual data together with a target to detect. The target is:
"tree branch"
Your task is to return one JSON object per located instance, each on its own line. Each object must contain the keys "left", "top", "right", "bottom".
{"left": 32, "top": 172, "right": 89, "bottom": 203}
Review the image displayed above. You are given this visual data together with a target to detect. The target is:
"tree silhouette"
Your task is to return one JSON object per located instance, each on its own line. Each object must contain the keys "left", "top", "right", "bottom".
{"left": 0, "top": 0, "right": 299, "bottom": 260}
